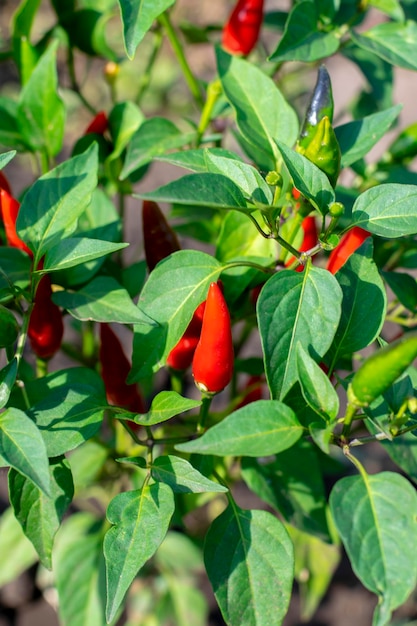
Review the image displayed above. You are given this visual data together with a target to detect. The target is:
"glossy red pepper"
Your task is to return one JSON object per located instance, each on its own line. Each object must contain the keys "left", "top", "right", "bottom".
{"left": 142, "top": 200, "right": 181, "bottom": 272}
{"left": 28, "top": 275, "right": 64, "bottom": 359}
{"left": 0, "top": 188, "right": 32, "bottom": 256}
{"left": 285, "top": 216, "right": 318, "bottom": 272}
{"left": 99, "top": 323, "right": 145, "bottom": 413}
{"left": 222, "top": 0, "right": 264, "bottom": 56}
{"left": 0, "top": 171, "right": 12, "bottom": 195}
{"left": 326, "top": 226, "right": 370, "bottom": 275}
{"left": 84, "top": 111, "right": 108, "bottom": 135}
{"left": 192, "top": 282, "right": 234, "bottom": 394}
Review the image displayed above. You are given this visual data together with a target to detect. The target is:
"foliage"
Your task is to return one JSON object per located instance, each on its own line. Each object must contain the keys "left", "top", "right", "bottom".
{"left": 1, "top": 0, "right": 417, "bottom": 624}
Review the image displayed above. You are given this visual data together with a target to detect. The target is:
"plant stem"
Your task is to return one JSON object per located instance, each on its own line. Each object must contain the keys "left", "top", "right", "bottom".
{"left": 158, "top": 11, "right": 204, "bottom": 109}
{"left": 67, "top": 46, "right": 96, "bottom": 114}
{"left": 197, "top": 393, "right": 213, "bottom": 433}
{"left": 196, "top": 78, "right": 222, "bottom": 146}
{"left": 136, "top": 29, "right": 163, "bottom": 105}
{"left": 341, "top": 401, "right": 359, "bottom": 440}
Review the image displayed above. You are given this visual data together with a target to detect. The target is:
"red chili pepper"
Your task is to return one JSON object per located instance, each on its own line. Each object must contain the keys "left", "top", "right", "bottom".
{"left": 285, "top": 216, "right": 318, "bottom": 272}
{"left": 166, "top": 301, "right": 206, "bottom": 371}
{"left": 0, "top": 171, "right": 12, "bottom": 195}
{"left": 99, "top": 323, "right": 145, "bottom": 413}
{"left": 192, "top": 282, "right": 234, "bottom": 394}
{"left": 0, "top": 188, "right": 32, "bottom": 256}
{"left": 222, "top": 0, "right": 264, "bottom": 56}
{"left": 142, "top": 200, "right": 181, "bottom": 272}
{"left": 28, "top": 275, "right": 64, "bottom": 359}
{"left": 84, "top": 111, "right": 108, "bottom": 135}
{"left": 326, "top": 226, "right": 370, "bottom": 275}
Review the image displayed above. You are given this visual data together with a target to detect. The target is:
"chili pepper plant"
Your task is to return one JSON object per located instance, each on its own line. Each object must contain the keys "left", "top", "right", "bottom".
{"left": 2, "top": 1, "right": 417, "bottom": 625}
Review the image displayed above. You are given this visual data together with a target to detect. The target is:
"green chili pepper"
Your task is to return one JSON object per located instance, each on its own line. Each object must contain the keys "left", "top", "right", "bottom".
{"left": 299, "top": 116, "right": 341, "bottom": 187}
{"left": 347, "top": 335, "right": 417, "bottom": 408}
{"left": 299, "top": 65, "right": 334, "bottom": 150}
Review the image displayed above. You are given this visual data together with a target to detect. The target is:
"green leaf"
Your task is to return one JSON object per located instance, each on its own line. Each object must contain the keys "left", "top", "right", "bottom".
{"left": 0, "top": 358, "right": 18, "bottom": 409}
{"left": 151, "top": 455, "right": 228, "bottom": 493}
{"left": 351, "top": 183, "right": 417, "bottom": 237}
{"left": 0, "top": 98, "right": 27, "bottom": 151}
{"left": 287, "top": 524, "right": 340, "bottom": 621}
{"left": 330, "top": 471, "right": 417, "bottom": 624}
{"left": 53, "top": 276, "right": 153, "bottom": 324}
{"left": 296, "top": 344, "right": 339, "bottom": 422}
{"left": 17, "top": 41, "right": 65, "bottom": 157}
{"left": 69, "top": 441, "right": 109, "bottom": 495}
{"left": 175, "top": 400, "right": 303, "bottom": 457}
{"left": 276, "top": 141, "right": 335, "bottom": 214}
{"left": 121, "top": 117, "right": 195, "bottom": 178}
{"left": 9, "top": 457, "right": 74, "bottom": 569}
{"left": 369, "top": 0, "right": 404, "bottom": 20}
{"left": 327, "top": 239, "right": 387, "bottom": 365}
{"left": 120, "top": 391, "right": 201, "bottom": 426}
{"left": 0, "top": 305, "right": 18, "bottom": 347}
{"left": 0, "top": 248, "right": 32, "bottom": 299}
{"left": 130, "top": 251, "right": 222, "bottom": 380}
{"left": 241, "top": 439, "right": 330, "bottom": 539}
{"left": 0, "top": 507, "right": 38, "bottom": 587}
{"left": 258, "top": 267, "right": 342, "bottom": 400}
{"left": 136, "top": 172, "right": 249, "bottom": 212}
{"left": 381, "top": 270, "right": 417, "bottom": 311}
{"left": 204, "top": 505, "right": 294, "bottom": 626}
{"left": 108, "top": 100, "right": 144, "bottom": 162}
{"left": 157, "top": 147, "right": 242, "bottom": 172}
{"left": 118, "top": 0, "right": 175, "bottom": 58}
{"left": 104, "top": 482, "right": 175, "bottom": 622}
{"left": 16, "top": 144, "right": 98, "bottom": 261}
{"left": 335, "top": 105, "right": 402, "bottom": 167}
{"left": 54, "top": 513, "right": 107, "bottom": 626}
{"left": 12, "top": 0, "right": 42, "bottom": 84}
{"left": 0, "top": 150, "right": 16, "bottom": 169}
{"left": 269, "top": 1, "right": 340, "bottom": 62}
{"left": 0, "top": 408, "right": 51, "bottom": 496}
{"left": 43, "top": 238, "right": 128, "bottom": 273}
{"left": 351, "top": 21, "right": 417, "bottom": 71}
{"left": 216, "top": 47, "right": 299, "bottom": 171}
{"left": 30, "top": 392, "right": 104, "bottom": 458}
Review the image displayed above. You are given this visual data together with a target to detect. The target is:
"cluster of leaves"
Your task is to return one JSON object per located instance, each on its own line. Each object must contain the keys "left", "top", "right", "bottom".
{"left": 2, "top": 1, "right": 417, "bottom": 625}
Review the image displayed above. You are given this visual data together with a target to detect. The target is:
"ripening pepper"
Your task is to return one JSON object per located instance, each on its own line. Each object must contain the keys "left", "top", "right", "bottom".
{"left": 0, "top": 188, "right": 32, "bottom": 256}
{"left": 166, "top": 301, "right": 206, "bottom": 371}
{"left": 192, "top": 282, "right": 234, "bottom": 394}
{"left": 142, "top": 200, "right": 181, "bottom": 272}
{"left": 300, "top": 116, "right": 341, "bottom": 187}
{"left": 326, "top": 226, "right": 370, "bottom": 275}
{"left": 28, "top": 275, "right": 64, "bottom": 359}
{"left": 348, "top": 335, "right": 417, "bottom": 408}
{"left": 285, "top": 216, "right": 318, "bottom": 272}
{"left": 84, "top": 111, "right": 108, "bottom": 135}
{"left": 299, "top": 65, "right": 334, "bottom": 150}
{"left": 99, "top": 323, "right": 145, "bottom": 413}
{"left": 222, "top": 0, "right": 264, "bottom": 56}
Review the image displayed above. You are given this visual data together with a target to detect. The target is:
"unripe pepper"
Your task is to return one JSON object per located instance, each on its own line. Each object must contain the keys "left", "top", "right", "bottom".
{"left": 299, "top": 65, "right": 334, "bottom": 149}
{"left": 348, "top": 335, "right": 417, "bottom": 408}
{"left": 326, "top": 226, "right": 370, "bottom": 274}
{"left": 142, "top": 200, "right": 181, "bottom": 272}
{"left": 28, "top": 275, "right": 64, "bottom": 359}
{"left": 84, "top": 111, "right": 108, "bottom": 135}
{"left": 285, "top": 215, "right": 318, "bottom": 272}
{"left": 166, "top": 301, "right": 206, "bottom": 371}
{"left": 300, "top": 116, "right": 341, "bottom": 187}
{"left": 0, "top": 188, "right": 32, "bottom": 256}
{"left": 222, "top": 0, "right": 264, "bottom": 56}
{"left": 192, "top": 282, "right": 234, "bottom": 394}
{"left": 99, "top": 323, "right": 145, "bottom": 413}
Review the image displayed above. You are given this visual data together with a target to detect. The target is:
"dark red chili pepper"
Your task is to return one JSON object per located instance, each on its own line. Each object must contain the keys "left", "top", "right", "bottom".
{"left": 236, "top": 375, "right": 263, "bottom": 408}
{"left": 0, "top": 188, "right": 32, "bottom": 256}
{"left": 192, "top": 282, "right": 234, "bottom": 394}
{"left": 84, "top": 111, "right": 108, "bottom": 135}
{"left": 285, "top": 216, "right": 318, "bottom": 272}
{"left": 327, "top": 226, "right": 370, "bottom": 275}
{"left": 99, "top": 323, "right": 145, "bottom": 413}
{"left": 166, "top": 301, "right": 206, "bottom": 371}
{"left": 28, "top": 275, "right": 64, "bottom": 359}
{"left": 142, "top": 200, "right": 181, "bottom": 272}
{"left": 222, "top": 0, "right": 264, "bottom": 56}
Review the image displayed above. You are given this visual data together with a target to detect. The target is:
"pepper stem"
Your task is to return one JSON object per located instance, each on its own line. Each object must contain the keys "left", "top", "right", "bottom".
{"left": 197, "top": 393, "right": 213, "bottom": 434}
